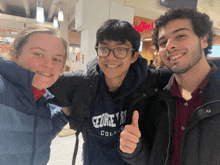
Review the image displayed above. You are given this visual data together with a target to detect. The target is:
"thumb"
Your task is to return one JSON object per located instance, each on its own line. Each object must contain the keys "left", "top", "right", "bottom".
{"left": 131, "top": 110, "right": 139, "bottom": 128}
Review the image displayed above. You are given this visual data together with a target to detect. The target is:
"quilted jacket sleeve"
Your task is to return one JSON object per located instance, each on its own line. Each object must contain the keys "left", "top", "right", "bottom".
{"left": 49, "top": 103, "right": 69, "bottom": 138}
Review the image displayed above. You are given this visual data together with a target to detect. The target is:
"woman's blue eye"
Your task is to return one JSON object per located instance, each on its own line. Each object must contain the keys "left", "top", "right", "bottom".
{"left": 34, "top": 53, "right": 41, "bottom": 56}
{"left": 53, "top": 58, "right": 63, "bottom": 63}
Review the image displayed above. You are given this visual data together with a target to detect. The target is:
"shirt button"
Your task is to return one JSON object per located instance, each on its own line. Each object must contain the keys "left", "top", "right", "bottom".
{"left": 155, "top": 88, "right": 159, "bottom": 92}
{"left": 182, "top": 126, "right": 186, "bottom": 130}
{"left": 206, "top": 109, "right": 211, "bottom": 113}
{"left": 184, "top": 103, "right": 188, "bottom": 106}
{"left": 143, "top": 93, "right": 146, "bottom": 97}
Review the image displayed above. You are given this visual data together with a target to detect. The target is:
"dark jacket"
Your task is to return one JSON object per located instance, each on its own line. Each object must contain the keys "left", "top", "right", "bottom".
{"left": 48, "top": 56, "right": 172, "bottom": 164}
{"left": 0, "top": 56, "right": 68, "bottom": 165}
{"left": 123, "top": 62, "right": 220, "bottom": 165}
{"left": 153, "top": 64, "right": 220, "bottom": 165}
{"left": 148, "top": 64, "right": 156, "bottom": 69}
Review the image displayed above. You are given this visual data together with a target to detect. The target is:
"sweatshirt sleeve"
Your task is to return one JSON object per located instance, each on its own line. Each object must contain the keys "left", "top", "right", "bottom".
{"left": 49, "top": 103, "right": 69, "bottom": 139}
{"left": 48, "top": 70, "right": 85, "bottom": 107}
{"left": 118, "top": 137, "right": 150, "bottom": 165}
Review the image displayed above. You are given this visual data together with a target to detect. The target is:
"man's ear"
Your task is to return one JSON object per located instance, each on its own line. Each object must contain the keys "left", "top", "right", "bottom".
{"left": 201, "top": 34, "right": 209, "bottom": 49}
{"left": 131, "top": 52, "right": 139, "bottom": 63}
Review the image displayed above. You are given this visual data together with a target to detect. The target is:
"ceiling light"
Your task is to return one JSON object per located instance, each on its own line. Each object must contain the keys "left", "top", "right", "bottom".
{"left": 53, "top": 17, "right": 58, "bottom": 28}
{"left": 58, "top": 8, "right": 64, "bottom": 21}
{"left": 144, "top": 38, "right": 152, "bottom": 41}
{"left": 36, "top": 0, "right": 44, "bottom": 23}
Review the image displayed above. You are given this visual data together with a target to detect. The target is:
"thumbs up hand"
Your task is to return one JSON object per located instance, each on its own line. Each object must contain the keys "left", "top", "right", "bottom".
{"left": 119, "top": 110, "right": 141, "bottom": 154}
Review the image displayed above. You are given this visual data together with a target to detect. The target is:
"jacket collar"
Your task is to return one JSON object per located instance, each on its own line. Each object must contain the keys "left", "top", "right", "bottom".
{"left": 37, "top": 89, "right": 54, "bottom": 105}
{"left": 160, "top": 62, "right": 220, "bottom": 105}
{"left": 0, "top": 56, "right": 35, "bottom": 92}
{"left": 86, "top": 57, "right": 99, "bottom": 77}
{"left": 201, "top": 66, "right": 220, "bottom": 105}
{"left": 158, "top": 74, "right": 174, "bottom": 101}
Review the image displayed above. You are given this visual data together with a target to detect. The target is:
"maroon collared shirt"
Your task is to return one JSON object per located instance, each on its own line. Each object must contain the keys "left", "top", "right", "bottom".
{"left": 170, "top": 65, "right": 216, "bottom": 165}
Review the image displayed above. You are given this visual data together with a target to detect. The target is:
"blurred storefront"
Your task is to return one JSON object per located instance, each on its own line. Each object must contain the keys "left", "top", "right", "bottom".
{"left": 66, "top": 30, "right": 81, "bottom": 71}
{"left": 208, "top": 28, "right": 220, "bottom": 59}
{"left": 133, "top": 16, "right": 220, "bottom": 67}
{"left": 133, "top": 16, "right": 161, "bottom": 67}
{"left": 0, "top": 28, "right": 20, "bottom": 58}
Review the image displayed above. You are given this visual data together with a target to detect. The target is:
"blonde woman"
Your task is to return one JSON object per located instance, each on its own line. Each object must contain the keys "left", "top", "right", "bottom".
{"left": 0, "top": 25, "right": 69, "bottom": 165}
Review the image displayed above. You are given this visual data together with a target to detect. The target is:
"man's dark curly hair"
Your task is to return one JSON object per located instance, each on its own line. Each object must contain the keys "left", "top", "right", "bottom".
{"left": 152, "top": 8, "right": 214, "bottom": 56}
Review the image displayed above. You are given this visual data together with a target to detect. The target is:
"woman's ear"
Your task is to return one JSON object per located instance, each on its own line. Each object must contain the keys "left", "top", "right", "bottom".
{"left": 60, "top": 68, "right": 65, "bottom": 75}
{"left": 10, "top": 50, "right": 19, "bottom": 62}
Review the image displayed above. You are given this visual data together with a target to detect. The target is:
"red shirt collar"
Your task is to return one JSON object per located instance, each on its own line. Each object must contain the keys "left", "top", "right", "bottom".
{"left": 31, "top": 86, "right": 46, "bottom": 102}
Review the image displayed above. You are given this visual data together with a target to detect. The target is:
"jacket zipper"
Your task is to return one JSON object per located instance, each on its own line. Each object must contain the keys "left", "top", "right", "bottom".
{"left": 164, "top": 100, "right": 171, "bottom": 165}
{"left": 30, "top": 104, "right": 37, "bottom": 165}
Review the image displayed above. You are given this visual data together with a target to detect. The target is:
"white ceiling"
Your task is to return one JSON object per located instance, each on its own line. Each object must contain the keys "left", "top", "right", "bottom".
{"left": 0, "top": 0, "right": 77, "bottom": 31}
{"left": 0, "top": 0, "right": 219, "bottom": 32}
{"left": 110, "top": 0, "right": 220, "bottom": 29}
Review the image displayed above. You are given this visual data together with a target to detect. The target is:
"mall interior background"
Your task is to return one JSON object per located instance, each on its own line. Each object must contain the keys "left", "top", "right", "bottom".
{"left": 0, "top": 0, "right": 220, "bottom": 71}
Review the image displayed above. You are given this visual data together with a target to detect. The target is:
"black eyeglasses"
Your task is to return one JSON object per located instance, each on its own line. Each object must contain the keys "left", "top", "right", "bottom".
{"left": 95, "top": 47, "right": 135, "bottom": 59}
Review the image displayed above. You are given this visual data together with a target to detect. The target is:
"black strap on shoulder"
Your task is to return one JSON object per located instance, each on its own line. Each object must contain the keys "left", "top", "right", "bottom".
{"left": 71, "top": 74, "right": 99, "bottom": 165}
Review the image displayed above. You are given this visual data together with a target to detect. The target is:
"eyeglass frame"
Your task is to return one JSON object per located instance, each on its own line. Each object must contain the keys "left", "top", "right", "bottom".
{"left": 95, "top": 46, "right": 135, "bottom": 59}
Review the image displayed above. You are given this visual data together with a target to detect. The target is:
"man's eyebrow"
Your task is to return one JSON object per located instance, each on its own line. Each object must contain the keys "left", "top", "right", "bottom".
{"left": 158, "top": 36, "right": 165, "bottom": 42}
{"left": 117, "top": 42, "right": 127, "bottom": 46}
{"left": 172, "top": 28, "right": 190, "bottom": 34}
{"left": 99, "top": 41, "right": 107, "bottom": 45}
{"left": 99, "top": 41, "right": 127, "bottom": 45}
{"left": 30, "top": 47, "right": 47, "bottom": 52}
{"left": 55, "top": 54, "right": 64, "bottom": 58}
{"left": 158, "top": 28, "right": 190, "bottom": 41}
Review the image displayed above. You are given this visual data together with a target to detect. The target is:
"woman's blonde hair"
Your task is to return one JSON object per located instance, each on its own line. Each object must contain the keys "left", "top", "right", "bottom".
{"left": 9, "top": 25, "right": 68, "bottom": 64}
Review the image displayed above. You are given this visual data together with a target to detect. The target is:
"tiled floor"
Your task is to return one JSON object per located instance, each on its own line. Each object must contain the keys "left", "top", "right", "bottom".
{"left": 48, "top": 131, "right": 83, "bottom": 165}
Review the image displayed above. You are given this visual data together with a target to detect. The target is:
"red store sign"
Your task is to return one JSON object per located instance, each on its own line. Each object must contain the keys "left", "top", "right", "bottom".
{"left": 133, "top": 21, "right": 154, "bottom": 33}
{"left": 0, "top": 28, "right": 19, "bottom": 35}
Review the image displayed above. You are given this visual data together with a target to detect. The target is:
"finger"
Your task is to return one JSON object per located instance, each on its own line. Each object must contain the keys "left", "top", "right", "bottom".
{"left": 119, "top": 144, "right": 135, "bottom": 154}
{"left": 131, "top": 110, "right": 139, "bottom": 128}
{"left": 120, "top": 129, "right": 140, "bottom": 143}
{"left": 123, "top": 125, "right": 141, "bottom": 138}
{"left": 120, "top": 137, "right": 137, "bottom": 154}
{"left": 120, "top": 137, "right": 138, "bottom": 150}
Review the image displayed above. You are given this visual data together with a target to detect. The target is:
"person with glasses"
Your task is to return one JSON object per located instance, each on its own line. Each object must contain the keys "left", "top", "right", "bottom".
{"left": 48, "top": 19, "right": 171, "bottom": 165}
{"left": 95, "top": 47, "right": 135, "bottom": 59}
